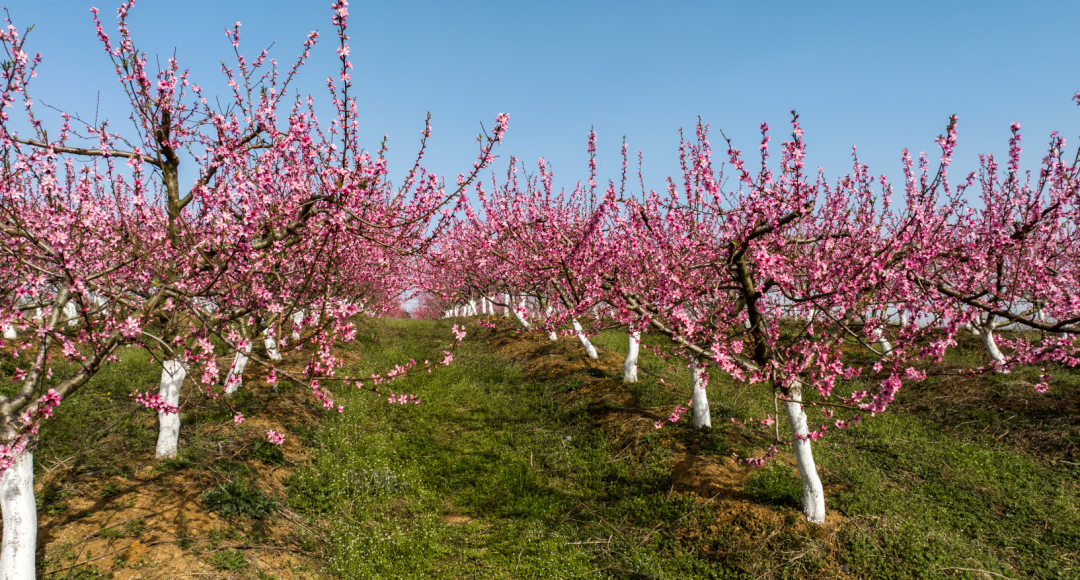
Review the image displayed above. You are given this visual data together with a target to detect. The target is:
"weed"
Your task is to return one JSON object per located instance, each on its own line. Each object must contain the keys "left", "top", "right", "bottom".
{"left": 98, "top": 518, "right": 144, "bottom": 539}
{"left": 98, "top": 482, "right": 121, "bottom": 497}
{"left": 45, "top": 565, "right": 114, "bottom": 580}
{"left": 174, "top": 532, "right": 196, "bottom": 550}
{"left": 202, "top": 480, "right": 276, "bottom": 519}
{"left": 744, "top": 463, "right": 803, "bottom": 507}
{"left": 158, "top": 455, "right": 192, "bottom": 471}
{"left": 251, "top": 439, "right": 285, "bottom": 465}
{"left": 207, "top": 549, "right": 248, "bottom": 572}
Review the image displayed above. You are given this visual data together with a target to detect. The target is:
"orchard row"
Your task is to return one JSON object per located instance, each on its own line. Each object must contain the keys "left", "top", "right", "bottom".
{"left": 0, "top": 1, "right": 1077, "bottom": 578}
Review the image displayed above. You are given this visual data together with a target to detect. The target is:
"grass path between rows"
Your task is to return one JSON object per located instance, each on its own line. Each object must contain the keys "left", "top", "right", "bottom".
{"left": 287, "top": 318, "right": 1079, "bottom": 580}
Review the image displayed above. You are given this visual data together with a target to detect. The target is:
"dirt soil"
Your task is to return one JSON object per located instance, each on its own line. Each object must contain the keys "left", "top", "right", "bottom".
{"left": 33, "top": 351, "right": 330, "bottom": 579}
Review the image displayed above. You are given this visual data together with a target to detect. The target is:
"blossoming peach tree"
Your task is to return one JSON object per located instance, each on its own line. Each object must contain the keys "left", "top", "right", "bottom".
{"left": 0, "top": 1, "right": 504, "bottom": 577}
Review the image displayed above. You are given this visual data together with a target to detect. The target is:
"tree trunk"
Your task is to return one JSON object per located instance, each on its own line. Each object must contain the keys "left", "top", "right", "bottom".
{"left": 544, "top": 303, "right": 557, "bottom": 340}
{"left": 977, "top": 326, "right": 1008, "bottom": 373}
{"left": 783, "top": 384, "right": 826, "bottom": 524}
{"left": 291, "top": 310, "right": 304, "bottom": 340}
{"left": 571, "top": 319, "right": 598, "bottom": 359}
{"left": 155, "top": 360, "right": 186, "bottom": 459}
{"left": 224, "top": 343, "right": 251, "bottom": 395}
{"left": 623, "top": 331, "right": 640, "bottom": 383}
{"left": 63, "top": 301, "right": 77, "bottom": 327}
{"left": 0, "top": 448, "right": 36, "bottom": 580}
{"left": 1, "top": 326, "right": 14, "bottom": 340}
{"left": 503, "top": 294, "right": 511, "bottom": 318}
{"left": 264, "top": 338, "right": 281, "bottom": 362}
{"left": 512, "top": 297, "right": 531, "bottom": 329}
{"left": 870, "top": 324, "right": 892, "bottom": 355}
{"left": 691, "top": 360, "right": 710, "bottom": 429}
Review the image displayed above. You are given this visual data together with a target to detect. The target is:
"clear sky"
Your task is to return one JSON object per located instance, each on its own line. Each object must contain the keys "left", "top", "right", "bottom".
{"left": 7, "top": 0, "right": 1080, "bottom": 197}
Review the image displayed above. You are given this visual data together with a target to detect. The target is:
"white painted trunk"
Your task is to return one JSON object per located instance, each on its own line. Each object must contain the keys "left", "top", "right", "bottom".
{"left": 469, "top": 300, "right": 478, "bottom": 316}
{"left": 0, "top": 449, "right": 36, "bottom": 580}
{"left": 63, "top": 301, "right": 77, "bottom": 327}
{"left": 623, "top": 332, "right": 640, "bottom": 383}
{"left": 571, "top": 320, "right": 598, "bottom": 359}
{"left": 870, "top": 325, "right": 892, "bottom": 355}
{"left": 545, "top": 303, "right": 556, "bottom": 340}
{"left": 503, "top": 294, "right": 511, "bottom": 318}
{"left": 512, "top": 298, "right": 531, "bottom": 329}
{"left": 691, "top": 361, "right": 711, "bottom": 429}
{"left": 224, "top": 344, "right": 252, "bottom": 395}
{"left": 1, "top": 326, "right": 14, "bottom": 340}
{"left": 978, "top": 327, "right": 1008, "bottom": 373}
{"left": 155, "top": 360, "right": 186, "bottom": 459}
{"left": 291, "top": 311, "right": 304, "bottom": 340}
{"left": 783, "top": 385, "right": 826, "bottom": 524}
{"left": 899, "top": 312, "right": 909, "bottom": 326}
{"left": 264, "top": 338, "right": 281, "bottom": 361}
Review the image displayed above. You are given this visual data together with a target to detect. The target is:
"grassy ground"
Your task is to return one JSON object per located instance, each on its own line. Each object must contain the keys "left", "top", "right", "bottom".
{"left": 285, "top": 319, "right": 1078, "bottom": 579}
{"left": 4, "top": 317, "right": 1079, "bottom": 578}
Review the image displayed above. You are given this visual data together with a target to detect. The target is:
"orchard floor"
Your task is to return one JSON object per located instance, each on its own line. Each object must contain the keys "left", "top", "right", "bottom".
{"left": 11, "top": 317, "right": 1080, "bottom": 579}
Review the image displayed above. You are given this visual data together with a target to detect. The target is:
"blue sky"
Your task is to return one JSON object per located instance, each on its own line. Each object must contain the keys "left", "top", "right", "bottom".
{"left": 8, "top": 0, "right": 1080, "bottom": 197}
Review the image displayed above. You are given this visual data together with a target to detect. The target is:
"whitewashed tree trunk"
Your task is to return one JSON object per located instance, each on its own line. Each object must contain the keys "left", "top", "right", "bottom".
{"left": 512, "top": 308, "right": 531, "bottom": 329}
{"left": 503, "top": 294, "right": 511, "bottom": 318}
{"left": 224, "top": 343, "right": 252, "bottom": 395}
{"left": 291, "top": 310, "right": 304, "bottom": 340}
{"left": 468, "top": 300, "right": 478, "bottom": 316}
{"left": 155, "top": 360, "right": 186, "bottom": 459}
{"left": 512, "top": 297, "right": 532, "bottom": 329}
{"left": 869, "top": 324, "right": 892, "bottom": 355}
{"left": 0, "top": 449, "right": 36, "bottom": 580}
{"left": 63, "top": 301, "right": 77, "bottom": 327}
{"left": 783, "top": 384, "right": 826, "bottom": 524}
{"left": 978, "top": 326, "right": 1008, "bottom": 373}
{"left": 264, "top": 338, "right": 281, "bottom": 361}
{"left": 571, "top": 319, "right": 599, "bottom": 359}
{"left": 1, "top": 326, "right": 14, "bottom": 340}
{"left": 899, "top": 311, "right": 909, "bottom": 326}
{"left": 691, "top": 360, "right": 710, "bottom": 429}
{"left": 544, "top": 304, "right": 557, "bottom": 340}
{"left": 623, "top": 331, "right": 640, "bottom": 383}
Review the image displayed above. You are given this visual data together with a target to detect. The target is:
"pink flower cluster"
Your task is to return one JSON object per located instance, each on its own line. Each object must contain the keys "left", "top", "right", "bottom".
{"left": 265, "top": 430, "right": 286, "bottom": 446}
{"left": 653, "top": 405, "right": 687, "bottom": 429}
{"left": 130, "top": 391, "right": 179, "bottom": 415}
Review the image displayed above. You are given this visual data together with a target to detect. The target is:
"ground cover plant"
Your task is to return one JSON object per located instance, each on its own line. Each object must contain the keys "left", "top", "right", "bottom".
{"left": 288, "top": 317, "right": 1078, "bottom": 578}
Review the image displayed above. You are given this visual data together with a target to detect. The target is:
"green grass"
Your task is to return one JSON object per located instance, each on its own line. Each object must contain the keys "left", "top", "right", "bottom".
{"left": 285, "top": 320, "right": 1079, "bottom": 579}
{"left": 9, "top": 317, "right": 1079, "bottom": 578}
